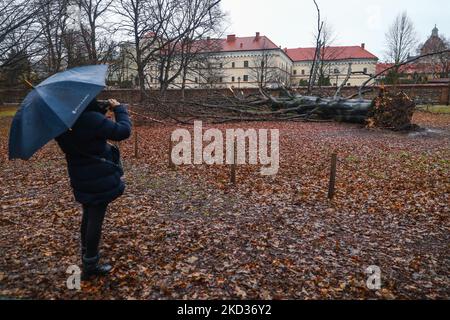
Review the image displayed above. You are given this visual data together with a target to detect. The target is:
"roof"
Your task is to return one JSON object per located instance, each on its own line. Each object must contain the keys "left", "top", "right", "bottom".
{"left": 376, "top": 63, "right": 395, "bottom": 74}
{"left": 286, "top": 46, "right": 378, "bottom": 62}
{"left": 376, "top": 62, "right": 443, "bottom": 75}
{"left": 198, "top": 34, "right": 281, "bottom": 53}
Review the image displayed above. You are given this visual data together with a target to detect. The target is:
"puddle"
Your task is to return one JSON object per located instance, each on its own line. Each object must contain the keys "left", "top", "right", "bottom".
{"left": 408, "top": 128, "right": 447, "bottom": 138}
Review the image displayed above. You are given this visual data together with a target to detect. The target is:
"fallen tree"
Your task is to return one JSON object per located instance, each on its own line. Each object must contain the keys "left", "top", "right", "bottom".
{"left": 136, "top": 49, "right": 450, "bottom": 130}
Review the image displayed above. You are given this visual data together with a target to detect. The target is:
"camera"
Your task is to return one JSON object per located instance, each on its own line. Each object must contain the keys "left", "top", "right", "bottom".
{"left": 97, "top": 100, "right": 111, "bottom": 112}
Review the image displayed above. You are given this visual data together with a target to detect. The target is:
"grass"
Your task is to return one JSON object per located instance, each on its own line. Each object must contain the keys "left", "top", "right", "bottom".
{"left": 416, "top": 105, "right": 450, "bottom": 114}
{"left": 0, "top": 105, "right": 18, "bottom": 118}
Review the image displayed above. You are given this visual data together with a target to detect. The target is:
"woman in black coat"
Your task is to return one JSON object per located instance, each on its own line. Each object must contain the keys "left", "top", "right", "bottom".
{"left": 56, "top": 98, "right": 131, "bottom": 280}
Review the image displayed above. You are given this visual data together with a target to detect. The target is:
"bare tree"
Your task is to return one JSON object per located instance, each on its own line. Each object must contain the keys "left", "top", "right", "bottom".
{"left": 315, "top": 22, "right": 346, "bottom": 87}
{"left": 155, "top": 0, "right": 224, "bottom": 95}
{"left": 115, "top": 0, "right": 178, "bottom": 99}
{"left": 385, "top": 11, "right": 418, "bottom": 72}
{"left": 178, "top": 37, "right": 225, "bottom": 96}
{"left": 0, "top": 0, "right": 43, "bottom": 69}
{"left": 77, "top": 0, "right": 116, "bottom": 64}
{"left": 35, "top": 0, "right": 70, "bottom": 75}
{"left": 249, "top": 46, "right": 285, "bottom": 89}
{"left": 115, "top": 0, "right": 224, "bottom": 99}
{"left": 307, "top": 0, "right": 324, "bottom": 93}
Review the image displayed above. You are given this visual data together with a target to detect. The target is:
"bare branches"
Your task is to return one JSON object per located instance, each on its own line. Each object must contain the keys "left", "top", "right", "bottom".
{"left": 0, "top": 0, "right": 43, "bottom": 69}
{"left": 358, "top": 49, "right": 450, "bottom": 99}
{"left": 334, "top": 63, "right": 352, "bottom": 100}
{"left": 249, "top": 43, "right": 285, "bottom": 89}
{"left": 385, "top": 11, "right": 418, "bottom": 68}
{"left": 114, "top": 0, "right": 225, "bottom": 100}
{"left": 307, "top": 0, "right": 324, "bottom": 94}
{"left": 77, "top": 0, "right": 116, "bottom": 64}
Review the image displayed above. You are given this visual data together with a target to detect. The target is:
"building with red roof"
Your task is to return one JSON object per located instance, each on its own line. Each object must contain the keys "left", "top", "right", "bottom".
{"left": 113, "top": 32, "right": 381, "bottom": 89}
{"left": 162, "top": 33, "right": 294, "bottom": 89}
{"left": 286, "top": 44, "right": 378, "bottom": 87}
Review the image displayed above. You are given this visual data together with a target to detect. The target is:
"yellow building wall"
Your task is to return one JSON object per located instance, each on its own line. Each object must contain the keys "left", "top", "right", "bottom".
{"left": 291, "top": 59, "right": 377, "bottom": 87}
{"left": 112, "top": 44, "right": 377, "bottom": 89}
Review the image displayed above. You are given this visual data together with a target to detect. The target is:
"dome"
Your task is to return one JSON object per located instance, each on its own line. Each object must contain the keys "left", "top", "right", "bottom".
{"left": 421, "top": 25, "right": 445, "bottom": 55}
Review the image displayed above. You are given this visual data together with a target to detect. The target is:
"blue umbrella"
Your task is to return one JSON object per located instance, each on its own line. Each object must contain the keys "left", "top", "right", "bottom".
{"left": 8, "top": 64, "right": 109, "bottom": 160}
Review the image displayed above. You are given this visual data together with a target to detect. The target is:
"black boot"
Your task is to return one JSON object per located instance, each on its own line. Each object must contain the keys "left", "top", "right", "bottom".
{"left": 82, "top": 254, "right": 112, "bottom": 280}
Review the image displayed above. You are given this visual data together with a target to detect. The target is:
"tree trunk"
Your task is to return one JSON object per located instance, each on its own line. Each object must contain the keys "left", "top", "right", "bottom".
{"left": 137, "top": 64, "right": 146, "bottom": 102}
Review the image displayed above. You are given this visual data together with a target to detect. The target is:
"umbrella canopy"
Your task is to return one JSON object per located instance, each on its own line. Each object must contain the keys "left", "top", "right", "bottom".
{"left": 8, "top": 65, "right": 108, "bottom": 160}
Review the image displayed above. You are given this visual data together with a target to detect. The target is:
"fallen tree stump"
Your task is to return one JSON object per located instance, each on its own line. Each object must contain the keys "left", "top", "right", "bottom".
{"left": 366, "top": 91, "right": 416, "bottom": 131}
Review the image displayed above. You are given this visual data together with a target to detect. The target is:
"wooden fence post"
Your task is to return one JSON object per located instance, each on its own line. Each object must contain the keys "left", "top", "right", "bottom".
{"left": 328, "top": 153, "right": 337, "bottom": 200}
{"left": 230, "top": 141, "right": 237, "bottom": 185}
{"left": 169, "top": 135, "right": 175, "bottom": 169}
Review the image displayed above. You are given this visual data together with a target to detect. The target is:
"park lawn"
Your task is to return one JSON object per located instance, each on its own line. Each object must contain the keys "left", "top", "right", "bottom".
{"left": 0, "top": 106, "right": 18, "bottom": 118}
{"left": 416, "top": 105, "right": 450, "bottom": 114}
{"left": 0, "top": 111, "right": 449, "bottom": 300}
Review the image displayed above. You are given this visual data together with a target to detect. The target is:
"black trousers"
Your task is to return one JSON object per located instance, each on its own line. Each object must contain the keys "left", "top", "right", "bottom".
{"left": 81, "top": 203, "right": 108, "bottom": 259}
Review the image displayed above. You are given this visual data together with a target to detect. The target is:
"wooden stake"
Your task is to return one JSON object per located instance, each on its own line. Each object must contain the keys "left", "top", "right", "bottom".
{"left": 134, "top": 127, "right": 139, "bottom": 159}
{"left": 230, "top": 142, "right": 237, "bottom": 185}
{"left": 328, "top": 153, "right": 337, "bottom": 200}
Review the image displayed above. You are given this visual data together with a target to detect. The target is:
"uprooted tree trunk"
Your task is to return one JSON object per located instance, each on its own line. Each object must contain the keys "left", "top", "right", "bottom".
{"left": 158, "top": 85, "right": 413, "bottom": 130}
{"left": 141, "top": 51, "right": 450, "bottom": 129}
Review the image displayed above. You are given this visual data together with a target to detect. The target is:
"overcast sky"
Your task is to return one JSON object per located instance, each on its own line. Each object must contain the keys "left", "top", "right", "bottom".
{"left": 220, "top": 0, "right": 449, "bottom": 61}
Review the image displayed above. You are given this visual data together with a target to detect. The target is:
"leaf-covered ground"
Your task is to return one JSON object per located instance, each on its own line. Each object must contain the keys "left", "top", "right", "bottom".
{"left": 0, "top": 112, "right": 449, "bottom": 299}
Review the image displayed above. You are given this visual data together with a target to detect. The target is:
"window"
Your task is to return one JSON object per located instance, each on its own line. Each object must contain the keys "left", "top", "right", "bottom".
{"left": 334, "top": 68, "right": 339, "bottom": 74}
{"left": 261, "top": 61, "right": 265, "bottom": 68}
{"left": 301, "top": 70, "right": 305, "bottom": 75}
{"left": 363, "top": 67, "right": 368, "bottom": 74}
{"left": 243, "top": 75, "right": 249, "bottom": 82}
{"left": 219, "top": 63, "right": 223, "bottom": 68}
{"left": 244, "top": 61, "right": 249, "bottom": 68}
{"left": 219, "top": 77, "right": 223, "bottom": 83}
{"left": 293, "top": 70, "right": 297, "bottom": 75}
{"left": 195, "top": 77, "right": 198, "bottom": 83}
{"left": 232, "top": 62, "right": 235, "bottom": 68}
{"left": 231, "top": 76, "right": 235, "bottom": 82}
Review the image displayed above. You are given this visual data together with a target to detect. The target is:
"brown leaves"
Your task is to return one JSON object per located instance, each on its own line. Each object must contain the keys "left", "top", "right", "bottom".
{"left": 0, "top": 111, "right": 449, "bottom": 299}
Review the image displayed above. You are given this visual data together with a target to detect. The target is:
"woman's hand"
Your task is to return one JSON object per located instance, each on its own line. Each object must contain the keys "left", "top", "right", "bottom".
{"left": 108, "top": 99, "right": 121, "bottom": 111}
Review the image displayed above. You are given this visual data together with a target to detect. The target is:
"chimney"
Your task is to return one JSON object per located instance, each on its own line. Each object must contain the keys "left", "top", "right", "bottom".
{"left": 227, "top": 34, "right": 236, "bottom": 42}
{"left": 284, "top": 47, "right": 288, "bottom": 52}
{"left": 207, "top": 36, "right": 211, "bottom": 42}
{"left": 255, "top": 32, "right": 260, "bottom": 41}
{"left": 361, "top": 43, "right": 365, "bottom": 50}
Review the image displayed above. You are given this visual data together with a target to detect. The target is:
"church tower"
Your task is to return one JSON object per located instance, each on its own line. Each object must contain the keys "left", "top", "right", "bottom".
{"left": 431, "top": 25, "right": 439, "bottom": 37}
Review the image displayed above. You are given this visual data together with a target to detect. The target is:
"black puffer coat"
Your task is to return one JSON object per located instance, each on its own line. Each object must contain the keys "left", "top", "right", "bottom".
{"left": 56, "top": 103, "right": 132, "bottom": 205}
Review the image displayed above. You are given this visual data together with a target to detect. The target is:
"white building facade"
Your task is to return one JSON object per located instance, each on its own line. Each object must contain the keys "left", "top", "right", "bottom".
{"left": 112, "top": 34, "right": 379, "bottom": 89}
